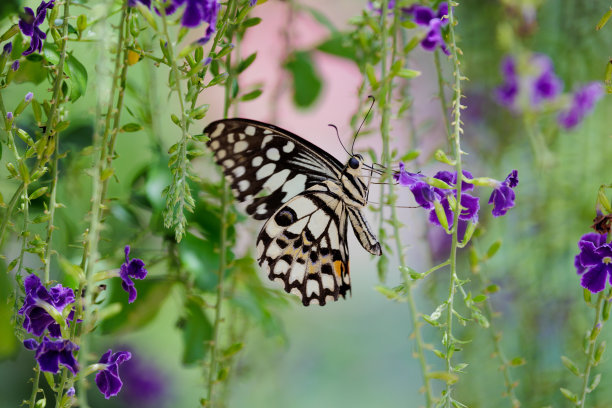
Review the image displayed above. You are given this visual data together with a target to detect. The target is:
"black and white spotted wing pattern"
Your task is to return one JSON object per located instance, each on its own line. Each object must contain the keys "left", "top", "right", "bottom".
{"left": 204, "top": 118, "right": 382, "bottom": 306}
{"left": 204, "top": 119, "right": 343, "bottom": 220}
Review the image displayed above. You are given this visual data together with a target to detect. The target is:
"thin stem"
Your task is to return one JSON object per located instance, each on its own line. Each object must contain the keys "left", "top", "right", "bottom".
{"left": 444, "top": 5, "right": 464, "bottom": 406}
{"left": 207, "top": 3, "right": 236, "bottom": 403}
{"left": 578, "top": 292, "right": 605, "bottom": 408}
{"left": 43, "top": 134, "right": 60, "bottom": 283}
{"left": 434, "top": 49, "right": 452, "bottom": 146}
{"left": 77, "top": 4, "right": 129, "bottom": 407}
{"left": 160, "top": 4, "right": 192, "bottom": 241}
{"left": 27, "top": 370, "right": 41, "bottom": 408}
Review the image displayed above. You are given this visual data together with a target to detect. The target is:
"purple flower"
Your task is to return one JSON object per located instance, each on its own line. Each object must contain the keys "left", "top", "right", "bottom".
{"left": 136, "top": 0, "right": 220, "bottom": 44}
{"left": 23, "top": 337, "right": 79, "bottom": 375}
{"left": 2, "top": 42, "right": 12, "bottom": 54}
{"left": 558, "top": 82, "right": 604, "bottom": 130}
{"left": 18, "top": 274, "right": 75, "bottom": 337}
{"left": 496, "top": 57, "right": 519, "bottom": 107}
{"left": 530, "top": 55, "right": 562, "bottom": 105}
{"left": 18, "top": 0, "right": 55, "bottom": 56}
{"left": 67, "top": 387, "right": 75, "bottom": 397}
{"left": 575, "top": 233, "right": 612, "bottom": 293}
{"left": 404, "top": 2, "right": 450, "bottom": 55}
{"left": 95, "top": 350, "right": 132, "bottom": 399}
{"left": 395, "top": 163, "right": 479, "bottom": 229}
{"left": 25, "top": 92, "right": 33, "bottom": 102}
{"left": 11, "top": 60, "right": 19, "bottom": 71}
{"left": 120, "top": 246, "right": 148, "bottom": 303}
{"left": 7, "top": 112, "right": 14, "bottom": 121}
{"left": 488, "top": 170, "right": 519, "bottom": 217}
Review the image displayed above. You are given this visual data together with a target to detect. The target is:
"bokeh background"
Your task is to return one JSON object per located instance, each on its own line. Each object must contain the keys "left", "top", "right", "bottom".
{"left": 1, "top": 0, "right": 612, "bottom": 407}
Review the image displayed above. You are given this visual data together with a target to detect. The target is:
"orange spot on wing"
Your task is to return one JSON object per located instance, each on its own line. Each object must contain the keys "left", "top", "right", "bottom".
{"left": 333, "top": 260, "right": 345, "bottom": 277}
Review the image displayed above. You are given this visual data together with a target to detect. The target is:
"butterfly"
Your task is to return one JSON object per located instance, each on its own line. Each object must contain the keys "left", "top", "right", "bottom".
{"left": 204, "top": 118, "right": 382, "bottom": 306}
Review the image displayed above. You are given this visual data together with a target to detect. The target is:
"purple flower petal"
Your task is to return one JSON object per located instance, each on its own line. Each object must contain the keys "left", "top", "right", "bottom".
{"left": 95, "top": 350, "right": 132, "bottom": 399}
{"left": 119, "top": 246, "right": 148, "bottom": 303}
{"left": 581, "top": 263, "right": 608, "bottom": 293}
{"left": 31, "top": 337, "right": 79, "bottom": 375}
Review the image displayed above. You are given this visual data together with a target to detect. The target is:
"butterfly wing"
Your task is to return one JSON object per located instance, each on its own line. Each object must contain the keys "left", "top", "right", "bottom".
{"left": 204, "top": 118, "right": 344, "bottom": 220}
{"left": 257, "top": 186, "right": 350, "bottom": 306}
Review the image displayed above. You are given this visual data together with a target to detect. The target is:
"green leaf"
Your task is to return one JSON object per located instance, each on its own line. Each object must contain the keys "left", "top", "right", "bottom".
{"left": 284, "top": 51, "right": 322, "bottom": 108}
{"left": 509, "top": 356, "right": 526, "bottom": 367}
{"left": 181, "top": 296, "right": 214, "bottom": 365}
{"left": 100, "top": 278, "right": 174, "bottom": 334}
{"left": 241, "top": 17, "right": 262, "bottom": 28}
{"left": 240, "top": 89, "right": 262, "bottom": 101}
{"left": 121, "top": 123, "right": 143, "bottom": 132}
{"left": 396, "top": 68, "right": 421, "bottom": 79}
{"left": 559, "top": 387, "right": 578, "bottom": 403}
{"left": 316, "top": 33, "right": 357, "bottom": 61}
{"left": 485, "top": 240, "right": 502, "bottom": 259}
{"left": 223, "top": 342, "right": 244, "bottom": 358}
{"left": 427, "top": 371, "right": 459, "bottom": 384}
{"left": 43, "top": 44, "right": 88, "bottom": 101}
{"left": 237, "top": 52, "right": 257, "bottom": 74}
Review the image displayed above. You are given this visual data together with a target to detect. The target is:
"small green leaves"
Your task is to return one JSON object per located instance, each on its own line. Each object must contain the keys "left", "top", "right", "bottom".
{"left": 559, "top": 387, "right": 578, "bottom": 404}
{"left": 121, "top": 123, "right": 143, "bottom": 133}
{"left": 561, "top": 355, "right": 582, "bottom": 377}
{"left": 284, "top": 51, "right": 322, "bottom": 108}
{"left": 596, "top": 7, "right": 612, "bottom": 30}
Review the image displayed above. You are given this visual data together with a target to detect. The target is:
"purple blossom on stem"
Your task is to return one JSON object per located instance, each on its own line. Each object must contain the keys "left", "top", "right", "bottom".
{"left": 530, "top": 55, "right": 562, "bottom": 105}
{"left": 496, "top": 56, "right": 519, "bottom": 107}
{"left": 23, "top": 337, "right": 79, "bottom": 375}
{"left": 2, "top": 42, "right": 12, "bottom": 55}
{"left": 132, "top": 0, "right": 220, "bottom": 44}
{"left": 18, "top": 274, "right": 75, "bottom": 337}
{"left": 25, "top": 92, "right": 33, "bottom": 102}
{"left": 394, "top": 163, "right": 479, "bottom": 229}
{"left": 95, "top": 350, "right": 132, "bottom": 399}
{"left": 18, "top": 0, "right": 55, "bottom": 56}
{"left": 7, "top": 112, "right": 13, "bottom": 121}
{"left": 404, "top": 2, "right": 450, "bottom": 55}
{"left": 488, "top": 170, "right": 518, "bottom": 217}
{"left": 558, "top": 82, "right": 604, "bottom": 129}
{"left": 11, "top": 60, "right": 20, "bottom": 71}
{"left": 120, "top": 246, "right": 148, "bottom": 303}
{"left": 575, "top": 233, "right": 612, "bottom": 293}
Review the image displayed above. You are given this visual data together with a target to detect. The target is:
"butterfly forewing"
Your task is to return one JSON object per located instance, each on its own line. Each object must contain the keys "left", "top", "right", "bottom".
{"left": 257, "top": 186, "right": 350, "bottom": 306}
{"left": 204, "top": 119, "right": 344, "bottom": 220}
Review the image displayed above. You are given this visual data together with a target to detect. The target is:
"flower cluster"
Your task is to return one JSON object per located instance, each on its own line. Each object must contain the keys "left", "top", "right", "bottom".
{"left": 394, "top": 163, "right": 518, "bottom": 230}
{"left": 496, "top": 54, "right": 562, "bottom": 109}
{"left": 496, "top": 53, "right": 603, "bottom": 129}
{"left": 18, "top": 0, "right": 55, "bottom": 56}
{"left": 20, "top": 246, "right": 146, "bottom": 399}
{"left": 575, "top": 233, "right": 612, "bottom": 293}
{"left": 404, "top": 2, "right": 450, "bottom": 55}
{"left": 131, "top": 0, "right": 221, "bottom": 44}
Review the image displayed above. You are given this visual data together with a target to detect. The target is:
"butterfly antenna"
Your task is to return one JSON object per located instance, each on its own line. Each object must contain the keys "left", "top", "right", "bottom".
{"left": 351, "top": 95, "right": 376, "bottom": 154}
{"left": 328, "top": 124, "right": 351, "bottom": 157}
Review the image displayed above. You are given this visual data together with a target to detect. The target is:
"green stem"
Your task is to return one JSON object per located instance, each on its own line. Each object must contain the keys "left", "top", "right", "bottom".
{"left": 434, "top": 49, "right": 452, "bottom": 146}
{"left": 43, "top": 134, "right": 60, "bottom": 283}
{"left": 207, "top": 3, "right": 237, "bottom": 404}
{"left": 444, "top": 5, "right": 464, "bottom": 406}
{"left": 578, "top": 292, "right": 605, "bottom": 408}
{"left": 27, "top": 370, "right": 41, "bottom": 408}
{"left": 77, "top": 4, "right": 129, "bottom": 407}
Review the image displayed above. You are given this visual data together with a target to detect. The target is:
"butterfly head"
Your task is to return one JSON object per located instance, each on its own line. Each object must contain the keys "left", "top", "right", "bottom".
{"left": 346, "top": 153, "right": 364, "bottom": 174}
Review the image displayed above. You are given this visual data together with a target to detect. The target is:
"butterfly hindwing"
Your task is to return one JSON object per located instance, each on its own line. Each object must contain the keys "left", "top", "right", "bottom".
{"left": 204, "top": 118, "right": 344, "bottom": 220}
{"left": 256, "top": 187, "right": 350, "bottom": 306}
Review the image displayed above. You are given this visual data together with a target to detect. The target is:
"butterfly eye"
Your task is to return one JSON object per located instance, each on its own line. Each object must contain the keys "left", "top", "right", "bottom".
{"left": 348, "top": 156, "right": 360, "bottom": 169}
